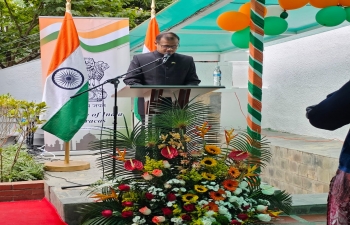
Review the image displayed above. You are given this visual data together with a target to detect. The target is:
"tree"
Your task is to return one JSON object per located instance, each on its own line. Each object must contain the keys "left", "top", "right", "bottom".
{"left": 0, "top": 0, "right": 173, "bottom": 69}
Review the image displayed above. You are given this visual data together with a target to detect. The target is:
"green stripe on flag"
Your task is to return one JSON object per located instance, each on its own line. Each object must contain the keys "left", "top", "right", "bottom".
{"left": 80, "top": 35, "right": 130, "bottom": 52}
{"left": 134, "top": 98, "right": 142, "bottom": 121}
{"left": 40, "top": 31, "right": 59, "bottom": 46}
{"left": 42, "top": 83, "right": 89, "bottom": 142}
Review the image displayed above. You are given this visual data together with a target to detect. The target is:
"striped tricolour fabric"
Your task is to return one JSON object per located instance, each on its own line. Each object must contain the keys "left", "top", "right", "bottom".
{"left": 41, "top": 12, "right": 88, "bottom": 142}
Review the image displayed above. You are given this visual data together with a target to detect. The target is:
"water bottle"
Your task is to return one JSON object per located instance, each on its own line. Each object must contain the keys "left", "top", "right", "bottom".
{"left": 213, "top": 66, "right": 221, "bottom": 86}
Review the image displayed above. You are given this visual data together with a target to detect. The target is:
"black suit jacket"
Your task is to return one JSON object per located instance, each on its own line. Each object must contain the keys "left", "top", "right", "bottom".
{"left": 123, "top": 51, "right": 201, "bottom": 85}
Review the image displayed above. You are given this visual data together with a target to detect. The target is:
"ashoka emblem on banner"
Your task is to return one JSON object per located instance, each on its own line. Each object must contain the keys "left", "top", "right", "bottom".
{"left": 52, "top": 67, "right": 84, "bottom": 90}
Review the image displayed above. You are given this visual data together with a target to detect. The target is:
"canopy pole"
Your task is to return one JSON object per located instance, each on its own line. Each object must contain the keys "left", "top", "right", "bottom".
{"left": 151, "top": 0, "right": 156, "bottom": 18}
{"left": 247, "top": 0, "right": 265, "bottom": 140}
{"left": 64, "top": 142, "right": 70, "bottom": 164}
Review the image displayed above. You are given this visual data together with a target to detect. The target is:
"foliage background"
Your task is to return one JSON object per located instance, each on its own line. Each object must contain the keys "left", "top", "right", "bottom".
{"left": 0, "top": 0, "right": 173, "bottom": 68}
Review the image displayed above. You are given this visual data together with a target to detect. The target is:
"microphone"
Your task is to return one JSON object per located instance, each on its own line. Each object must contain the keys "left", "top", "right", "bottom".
{"left": 162, "top": 54, "right": 171, "bottom": 64}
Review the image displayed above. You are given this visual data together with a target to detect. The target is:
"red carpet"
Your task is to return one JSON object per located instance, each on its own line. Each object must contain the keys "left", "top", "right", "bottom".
{"left": 0, "top": 198, "right": 67, "bottom": 225}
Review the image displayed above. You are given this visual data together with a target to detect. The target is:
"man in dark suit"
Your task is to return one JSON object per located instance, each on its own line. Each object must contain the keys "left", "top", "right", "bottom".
{"left": 123, "top": 32, "right": 201, "bottom": 86}
{"left": 306, "top": 80, "right": 350, "bottom": 224}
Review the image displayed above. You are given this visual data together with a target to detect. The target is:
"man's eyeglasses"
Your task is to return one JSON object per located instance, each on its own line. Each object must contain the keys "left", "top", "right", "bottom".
{"left": 158, "top": 44, "right": 179, "bottom": 49}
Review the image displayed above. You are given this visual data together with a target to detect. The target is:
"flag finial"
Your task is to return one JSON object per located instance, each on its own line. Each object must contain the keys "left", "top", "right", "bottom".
{"left": 66, "top": 0, "right": 71, "bottom": 13}
{"left": 151, "top": 0, "right": 156, "bottom": 18}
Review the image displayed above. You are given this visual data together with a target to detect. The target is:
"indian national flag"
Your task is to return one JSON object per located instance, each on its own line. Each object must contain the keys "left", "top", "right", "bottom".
{"left": 142, "top": 17, "right": 160, "bottom": 53}
{"left": 134, "top": 17, "right": 160, "bottom": 121}
{"left": 41, "top": 12, "right": 88, "bottom": 142}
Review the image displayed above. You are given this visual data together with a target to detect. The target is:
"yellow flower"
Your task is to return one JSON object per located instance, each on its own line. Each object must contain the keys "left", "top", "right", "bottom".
{"left": 182, "top": 193, "right": 199, "bottom": 203}
{"left": 224, "top": 129, "right": 236, "bottom": 145}
{"left": 200, "top": 157, "right": 217, "bottom": 167}
{"left": 111, "top": 148, "right": 126, "bottom": 161}
{"left": 201, "top": 172, "right": 216, "bottom": 181}
{"left": 228, "top": 166, "right": 241, "bottom": 178}
{"left": 170, "top": 132, "right": 180, "bottom": 139}
{"left": 90, "top": 187, "right": 118, "bottom": 201}
{"left": 195, "top": 121, "right": 211, "bottom": 138}
{"left": 204, "top": 145, "right": 221, "bottom": 155}
{"left": 245, "top": 164, "right": 258, "bottom": 177}
{"left": 194, "top": 185, "right": 208, "bottom": 193}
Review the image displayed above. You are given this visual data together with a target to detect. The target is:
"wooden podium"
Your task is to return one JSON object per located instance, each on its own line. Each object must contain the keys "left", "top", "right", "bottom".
{"left": 117, "top": 85, "right": 225, "bottom": 116}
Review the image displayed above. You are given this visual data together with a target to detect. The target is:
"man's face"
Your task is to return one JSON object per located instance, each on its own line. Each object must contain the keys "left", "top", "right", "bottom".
{"left": 155, "top": 37, "right": 179, "bottom": 55}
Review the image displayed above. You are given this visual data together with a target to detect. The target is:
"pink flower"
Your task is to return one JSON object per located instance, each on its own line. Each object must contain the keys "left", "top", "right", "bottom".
{"left": 145, "top": 192, "right": 154, "bottom": 200}
{"left": 162, "top": 207, "right": 173, "bottom": 216}
{"left": 163, "top": 160, "right": 171, "bottom": 168}
{"left": 231, "top": 220, "right": 242, "bottom": 225}
{"left": 237, "top": 213, "right": 249, "bottom": 220}
{"left": 167, "top": 193, "right": 176, "bottom": 201}
{"left": 122, "top": 201, "right": 133, "bottom": 207}
{"left": 161, "top": 146, "right": 178, "bottom": 159}
{"left": 124, "top": 159, "right": 143, "bottom": 171}
{"left": 228, "top": 150, "right": 249, "bottom": 161}
{"left": 139, "top": 206, "right": 152, "bottom": 215}
{"left": 152, "top": 169, "right": 163, "bottom": 177}
{"left": 118, "top": 184, "right": 130, "bottom": 191}
{"left": 121, "top": 211, "right": 133, "bottom": 218}
{"left": 142, "top": 172, "right": 153, "bottom": 180}
{"left": 152, "top": 216, "right": 166, "bottom": 223}
{"left": 101, "top": 209, "right": 113, "bottom": 217}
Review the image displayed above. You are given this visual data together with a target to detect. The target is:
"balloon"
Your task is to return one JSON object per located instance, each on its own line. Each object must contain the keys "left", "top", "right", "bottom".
{"left": 344, "top": 7, "right": 350, "bottom": 22}
{"left": 278, "top": 0, "right": 308, "bottom": 10}
{"left": 231, "top": 27, "right": 250, "bottom": 49}
{"left": 315, "top": 6, "right": 346, "bottom": 26}
{"left": 266, "top": 5, "right": 284, "bottom": 17}
{"left": 339, "top": 0, "right": 350, "bottom": 6}
{"left": 217, "top": 11, "right": 249, "bottom": 31}
{"left": 264, "top": 17, "right": 288, "bottom": 35}
{"left": 309, "top": 0, "right": 338, "bottom": 8}
{"left": 239, "top": 2, "right": 267, "bottom": 18}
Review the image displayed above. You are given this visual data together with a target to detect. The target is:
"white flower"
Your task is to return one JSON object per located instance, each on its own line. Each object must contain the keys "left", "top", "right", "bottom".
{"left": 133, "top": 216, "right": 141, "bottom": 222}
{"left": 163, "top": 160, "right": 171, "bottom": 168}
{"left": 205, "top": 210, "right": 215, "bottom": 217}
{"left": 229, "top": 196, "right": 238, "bottom": 203}
{"left": 225, "top": 191, "right": 232, "bottom": 197}
{"left": 167, "top": 201, "right": 174, "bottom": 207}
{"left": 172, "top": 188, "right": 179, "bottom": 192}
{"left": 171, "top": 217, "right": 183, "bottom": 224}
{"left": 218, "top": 206, "right": 229, "bottom": 215}
{"left": 179, "top": 180, "right": 186, "bottom": 185}
{"left": 164, "top": 183, "right": 172, "bottom": 189}
{"left": 257, "top": 214, "right": 272, "bottom": 222}
{"left": 180, "top": 187, "right": 186, "bottom": 192}
{"left": 239, "top": 181, "right": 248, "bottom": 189}
{"left": 198, "top": 200, "right": 208, "bottom": 206}
{"left": 256, "top": 205, "right": 268, "bottom": 212}
{"left": 260, "top": 184, "right": 275, "bottom": 195}
{"left": 234, "top": 188, "right": 242, "bottom": 195}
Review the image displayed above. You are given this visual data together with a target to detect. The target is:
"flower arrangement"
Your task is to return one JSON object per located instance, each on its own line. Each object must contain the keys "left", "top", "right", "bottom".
{"left": 80, "top": 99, "right": 291, "bottom": 225}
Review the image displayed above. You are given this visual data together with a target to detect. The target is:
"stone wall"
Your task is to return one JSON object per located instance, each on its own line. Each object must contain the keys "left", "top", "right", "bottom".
{"left": 260, "top": 145, "right": 339, "bottom": 194}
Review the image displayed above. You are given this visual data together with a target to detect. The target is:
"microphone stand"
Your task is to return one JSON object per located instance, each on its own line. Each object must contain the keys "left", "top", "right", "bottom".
{"left": 67, "top": 56, "right": 164, "bottom": 186}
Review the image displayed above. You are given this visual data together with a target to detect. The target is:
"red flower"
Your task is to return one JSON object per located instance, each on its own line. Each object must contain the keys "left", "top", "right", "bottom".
{"left": 161, "top": 146, "right": 178, "bottom": 159}
{"left": 162, "top": 207, "right": 173, "bottom": 216}
{"left": 167, "top": 193, "right": 176, "bottom": 201}
{"left": 231, "top": 220, "right": 242, "bottom": 225}
{"left": 101, "top": 209, "right": 113, "bottom": 217}
{"left": 145, "top": 192, "right": 154, "bottom": 200}
{"left": 124, "top": 159, "right": 143, "bottom": 171}
{"left": 182, "top": 214, "right": 191, "bottom": 221}
{"left": 237, "top": 213, "right": 249, "bottom": 220}
{"left": 122, "top": 201, "right": 134, "bottom": 207}
{"left": 242, "top": 204, "right": 250, "bottom": 210}
{"left": 118, "top": 184, "right": 130, "bottom": 191}
{"left": 183, "top": 204, "right": 196, "bottom": 212}
{"left": 121, "top": 211, "right": 133, "bottom": 218}
{"left": 228, "top": 150, "right": 249, "bottom": 161}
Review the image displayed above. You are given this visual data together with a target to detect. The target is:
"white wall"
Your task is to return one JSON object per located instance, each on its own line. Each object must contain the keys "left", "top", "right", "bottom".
{"left": 263, "top": 26, "right": 350, "bottom": 140}
{"left": 0, "top": 60, "right": 43, "bottom": 102}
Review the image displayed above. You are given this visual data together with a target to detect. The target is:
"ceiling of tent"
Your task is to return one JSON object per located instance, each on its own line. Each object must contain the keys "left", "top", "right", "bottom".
{"left": 129, "top": 0, "right": 349, "bottom": 54}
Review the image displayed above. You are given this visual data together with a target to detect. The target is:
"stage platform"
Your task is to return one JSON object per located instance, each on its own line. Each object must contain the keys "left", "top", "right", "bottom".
{"left": 43, "top": 129, "right": 342, "bottom": 225}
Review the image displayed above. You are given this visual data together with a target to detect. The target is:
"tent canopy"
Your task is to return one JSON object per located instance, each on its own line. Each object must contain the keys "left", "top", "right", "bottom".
{"left": 130, "top": 0, "right": 347, "bottom": 55}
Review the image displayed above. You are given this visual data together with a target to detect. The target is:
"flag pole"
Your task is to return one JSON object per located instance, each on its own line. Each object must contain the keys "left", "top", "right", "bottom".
{"left": 44, "top": 0, "right": 90, "bottom": 172}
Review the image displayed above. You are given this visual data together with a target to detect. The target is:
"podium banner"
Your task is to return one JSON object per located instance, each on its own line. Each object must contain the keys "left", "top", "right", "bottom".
{"left": 39, "top": 17, "right": 131, "bottom": 151}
